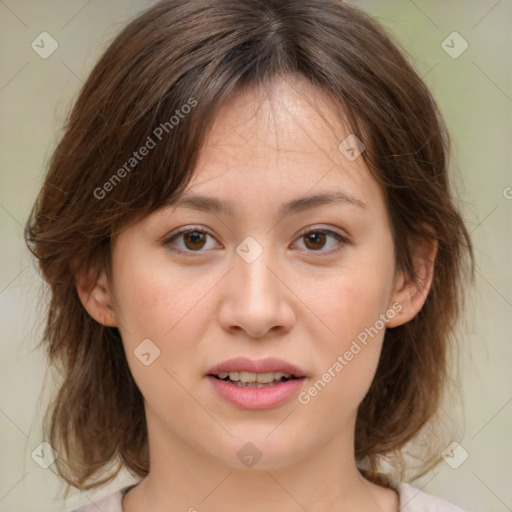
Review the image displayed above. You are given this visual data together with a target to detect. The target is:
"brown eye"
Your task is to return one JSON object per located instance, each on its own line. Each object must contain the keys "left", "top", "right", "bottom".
{"left": 294, "top": 228, "right": 349, "bottom": 255}
{"left": 163, "top": 227, "right": 220, "bottom": 253}
{"left": 183, "top": 231, "right": 207, "bottom": 250}
{"left": 303, "top": 231, "right": 327, "bottom": 250}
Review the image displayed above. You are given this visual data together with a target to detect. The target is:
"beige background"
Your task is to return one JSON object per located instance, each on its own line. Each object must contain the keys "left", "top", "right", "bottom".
{"left": 0, "top": 1, "right": 510, "bottom": 511}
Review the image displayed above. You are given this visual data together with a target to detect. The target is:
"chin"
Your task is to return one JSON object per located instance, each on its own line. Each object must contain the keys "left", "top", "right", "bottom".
{"left": 212, "top": 434, "right": 310, "bottom": 471}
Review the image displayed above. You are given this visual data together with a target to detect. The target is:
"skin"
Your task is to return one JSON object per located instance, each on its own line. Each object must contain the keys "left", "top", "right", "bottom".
{"left": 77, "top": 74, "right": 436, "bottom": 512}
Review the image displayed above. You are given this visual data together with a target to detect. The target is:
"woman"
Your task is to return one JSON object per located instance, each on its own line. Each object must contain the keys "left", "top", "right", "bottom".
{"left": 25, "top": 1, "right": 474, "bottom": 510}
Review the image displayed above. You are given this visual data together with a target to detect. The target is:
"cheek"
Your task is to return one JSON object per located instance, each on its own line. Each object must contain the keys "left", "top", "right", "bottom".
{"left": 301, "top": 245, "right": 395, "bottom": 408}
{"left": 112, "top": 243, "right": 212, "bottom": 343}
{"left": 315, "top": 259, "right": 394, "bottom": 350}
{"left": 300, "top": 279, "right": 387, "bottom": 422}
{"left": 319, "top": 278, "right": 386, "bottom": 379}
{"left": 110, "top": 252, "right": 213, "bottom": 418}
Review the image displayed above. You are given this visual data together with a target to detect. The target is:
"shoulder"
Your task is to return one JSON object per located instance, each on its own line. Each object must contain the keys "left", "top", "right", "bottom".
{"left": 66, "top": 485, "right": 133, "bottom": 512}
{"left": 395, "top": 482, "right": 470, "bottom": 512}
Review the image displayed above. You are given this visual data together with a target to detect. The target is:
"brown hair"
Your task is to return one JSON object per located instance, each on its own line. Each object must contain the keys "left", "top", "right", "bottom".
{"left": 25, "top": 0, "right": 473, "bottom": 493}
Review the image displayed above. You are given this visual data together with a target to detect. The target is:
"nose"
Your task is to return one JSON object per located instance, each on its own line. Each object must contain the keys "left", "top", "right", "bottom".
{"left": 217, "top": 245, "right": 295, "bottom": 338}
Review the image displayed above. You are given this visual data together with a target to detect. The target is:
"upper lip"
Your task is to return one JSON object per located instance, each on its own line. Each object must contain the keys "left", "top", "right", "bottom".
{"left": 207, "top": 357, "right": 306, "bottom": 378}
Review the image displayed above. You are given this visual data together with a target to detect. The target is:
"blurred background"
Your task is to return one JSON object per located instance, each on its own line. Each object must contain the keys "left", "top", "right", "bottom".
{"left": 0, "top": 1, "right": 510, "bottom": 510}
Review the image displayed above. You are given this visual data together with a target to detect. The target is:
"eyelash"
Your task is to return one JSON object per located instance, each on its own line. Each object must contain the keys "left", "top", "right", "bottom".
{"left": 162, "top": 225, "right": 350, "bottom": 257}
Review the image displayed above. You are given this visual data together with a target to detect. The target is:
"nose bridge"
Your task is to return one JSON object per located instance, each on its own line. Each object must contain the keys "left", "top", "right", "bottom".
{"left": 234, "top": 236, "right": 280, "bottom": 307}
{"left": 219, "top": 235, "right": 293, "bottom": 337}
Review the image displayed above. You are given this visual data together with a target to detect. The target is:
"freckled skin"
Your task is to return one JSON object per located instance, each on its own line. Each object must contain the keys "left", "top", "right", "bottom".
{"left": 80, "top": 75, "right": 433, "bottom": 511}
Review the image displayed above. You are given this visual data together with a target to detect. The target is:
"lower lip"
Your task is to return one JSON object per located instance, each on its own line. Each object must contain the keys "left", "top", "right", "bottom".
{"left": 206, "top": 376, "right": 305, "bottom": 410}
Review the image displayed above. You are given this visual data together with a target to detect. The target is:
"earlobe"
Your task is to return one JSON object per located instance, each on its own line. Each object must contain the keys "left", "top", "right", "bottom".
{"left": 386, "top": 236, "right": 437, "bottom": 328}
{"left": 75, "top": 266, "right": 118, "bottom": 327}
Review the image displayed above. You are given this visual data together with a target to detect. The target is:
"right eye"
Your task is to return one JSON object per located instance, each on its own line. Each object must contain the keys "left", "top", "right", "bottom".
{"left": 162, "top": 226, "right": 222, "bottom": 254}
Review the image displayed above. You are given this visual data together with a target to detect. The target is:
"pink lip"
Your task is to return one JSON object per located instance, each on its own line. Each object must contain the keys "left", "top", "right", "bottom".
{"left": 206, "top": 357, "right": 306, "bottom": 377}
{"left": 206, "top": 357, "right": 307, "bottom": 410}
{"left": 207, "top": 376, "right": 305, "bottom": 410}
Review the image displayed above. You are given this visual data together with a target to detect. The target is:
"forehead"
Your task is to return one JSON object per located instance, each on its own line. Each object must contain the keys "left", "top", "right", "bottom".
{"left": 159, "top": 75, "right": 387, "bottom": 221}
{"left": 198, "top": 75, "right": 353, "bottom": 172}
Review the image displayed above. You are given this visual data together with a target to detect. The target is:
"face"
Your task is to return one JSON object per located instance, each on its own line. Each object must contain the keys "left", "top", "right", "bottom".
{"left": 99, "top": 75, "right": 410, "bottom": 470}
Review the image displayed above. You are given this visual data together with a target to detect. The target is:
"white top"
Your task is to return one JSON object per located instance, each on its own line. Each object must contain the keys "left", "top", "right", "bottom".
{"left": 67, "top": 481, "right": 469, "bottom": 511}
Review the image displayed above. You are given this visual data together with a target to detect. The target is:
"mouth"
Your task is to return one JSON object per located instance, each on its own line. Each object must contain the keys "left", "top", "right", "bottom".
{"left": 209, "top": 370, "right": 299, "bottom": 388}
{"left": 206, "top": 357, "right": 307, "bottom": 409}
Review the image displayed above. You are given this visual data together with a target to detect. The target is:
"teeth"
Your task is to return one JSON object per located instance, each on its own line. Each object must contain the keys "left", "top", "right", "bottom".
{"left": 257, "top": 372, "right": 277, "bottom": 384}
{"left": 239, "top": 371, "right": 254, "bottom": 383}
{"left": 217, "top": 371, "right": 292, "bottom": 383}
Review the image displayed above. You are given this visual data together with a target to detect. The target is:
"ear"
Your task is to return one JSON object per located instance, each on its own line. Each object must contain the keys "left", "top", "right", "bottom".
{"left": 386, "top": 233, "right": 437, "bottom": 328}
{"left": 74, "top": 263, "right": 118, "bottom": 327}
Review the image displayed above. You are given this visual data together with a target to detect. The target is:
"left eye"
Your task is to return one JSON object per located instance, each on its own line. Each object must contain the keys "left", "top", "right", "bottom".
{"left": 293, "top": 228, "right": 348, "bottom": 254}
{"left": 163, "top": 227, "right": 348, "bottom": 255}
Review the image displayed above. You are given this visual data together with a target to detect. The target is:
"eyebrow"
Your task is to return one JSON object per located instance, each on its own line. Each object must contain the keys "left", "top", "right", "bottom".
{"left": 168, "top": 190, "right": 367, "bottom": 218}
